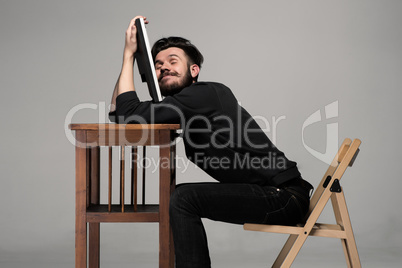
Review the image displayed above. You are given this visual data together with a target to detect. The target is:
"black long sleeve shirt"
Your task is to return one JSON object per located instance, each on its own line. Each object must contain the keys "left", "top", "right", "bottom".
{"left": 110, "top": 81, "right": 300, "bottom": 186}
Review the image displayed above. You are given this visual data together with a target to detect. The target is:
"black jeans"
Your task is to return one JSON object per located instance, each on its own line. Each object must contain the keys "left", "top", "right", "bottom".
{"left": 169, "top": 177, "right": 313, "bottom": 268}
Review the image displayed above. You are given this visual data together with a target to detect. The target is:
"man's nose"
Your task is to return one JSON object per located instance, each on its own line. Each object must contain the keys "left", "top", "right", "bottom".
{"left": 160, "top": 63, "right": 170, "bottom": 73}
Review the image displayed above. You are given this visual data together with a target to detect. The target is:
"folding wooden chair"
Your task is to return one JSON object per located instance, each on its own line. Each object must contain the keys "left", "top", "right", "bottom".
{"left": 244, "top": 138, "right": 362, "bottom": 267}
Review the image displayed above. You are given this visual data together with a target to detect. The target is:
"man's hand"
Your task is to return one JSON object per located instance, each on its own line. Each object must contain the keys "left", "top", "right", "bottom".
{"left": 111, "top": 16, "right": 148, "bottom": 112}
{"left": 124, "top": 15, "right": 149, "bottom": 59}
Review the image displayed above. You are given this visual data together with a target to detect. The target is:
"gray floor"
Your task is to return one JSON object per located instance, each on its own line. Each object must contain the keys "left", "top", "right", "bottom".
{"left": 1, "top": 245, "right": 401, "bottom": 268}
{"left": 1, "top": 222, "right": 401, "bottom": 267}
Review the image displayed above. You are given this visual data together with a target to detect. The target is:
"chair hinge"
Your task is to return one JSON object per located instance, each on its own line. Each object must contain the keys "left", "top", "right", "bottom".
{"left": 330, "top": 179, "right": 342, "bottom": 193}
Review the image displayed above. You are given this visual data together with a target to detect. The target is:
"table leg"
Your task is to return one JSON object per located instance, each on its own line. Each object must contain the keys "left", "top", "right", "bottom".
{"left": 159, "top": 134, "right": 175, "bottom": 268}
{"left": 89, "top": 223, "right": 100, "bottom": 268}
{"left": 76, "top": 131, "right": 87, "bottom": 268}
{"left": 89, "top": 147, "right": 100, "bottom": 268}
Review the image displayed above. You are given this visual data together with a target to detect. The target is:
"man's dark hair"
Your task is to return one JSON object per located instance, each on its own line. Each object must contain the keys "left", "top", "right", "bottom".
{"left": 152, "top": 37, "right": 204, "bottom": 81}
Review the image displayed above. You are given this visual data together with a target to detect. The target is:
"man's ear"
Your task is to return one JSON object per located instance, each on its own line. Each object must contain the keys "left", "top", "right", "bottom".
{"left": 190, "top": 64, "right": 200, "bottom": 79}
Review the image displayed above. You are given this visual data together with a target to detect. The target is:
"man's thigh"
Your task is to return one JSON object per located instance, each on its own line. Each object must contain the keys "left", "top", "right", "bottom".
{"left": 173, "top": 182, "right": 290, "bottom": 225}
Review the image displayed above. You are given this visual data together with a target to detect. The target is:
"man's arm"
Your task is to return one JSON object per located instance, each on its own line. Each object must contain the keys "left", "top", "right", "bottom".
{"left": 110, "top": 16, "right": 148, "bottom": 112}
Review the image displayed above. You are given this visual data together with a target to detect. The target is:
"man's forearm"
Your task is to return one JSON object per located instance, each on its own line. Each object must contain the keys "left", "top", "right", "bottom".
{"left": 110, "top": 54, "right": 136, "bottom": 112}
{"left": 111, "top": 15, "right": 147, "bottom": 112}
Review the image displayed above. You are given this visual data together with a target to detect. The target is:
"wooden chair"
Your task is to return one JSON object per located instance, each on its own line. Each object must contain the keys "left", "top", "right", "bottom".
{"left": 244, "top": 138, "right": 362, "bottom": 267}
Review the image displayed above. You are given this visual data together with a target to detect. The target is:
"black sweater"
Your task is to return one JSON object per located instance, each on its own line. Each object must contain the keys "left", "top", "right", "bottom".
{"left": 110, "top": 82, "right": 300, "bottom": 186}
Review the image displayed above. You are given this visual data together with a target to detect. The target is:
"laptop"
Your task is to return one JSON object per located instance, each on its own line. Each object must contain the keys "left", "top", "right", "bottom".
{"left": 134, "top": 18, "right": 163, "bottom": 103}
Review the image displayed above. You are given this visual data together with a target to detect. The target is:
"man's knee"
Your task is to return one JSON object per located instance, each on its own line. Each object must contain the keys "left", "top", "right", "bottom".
{"left": 169, "top": 187, "right": 181, "bottom": 213}
{"left": 169, "top": 184, "right": 199, "bottom": 216}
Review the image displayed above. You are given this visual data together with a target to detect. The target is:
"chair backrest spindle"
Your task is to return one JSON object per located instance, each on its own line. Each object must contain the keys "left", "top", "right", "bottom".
{"left": 103, "top": 145, "right": 150, "bottom": 212}
{"left": 108, "top": 147, "right": 113, "bottom": 212}
{"left": 142, "top": 147, "right": 146, "bottom": 205}
{"left": 131, "top": 147, "right": 138, "bottom": 211}
{"left": 120, "top": 146, "right": 125, "bottom": 212}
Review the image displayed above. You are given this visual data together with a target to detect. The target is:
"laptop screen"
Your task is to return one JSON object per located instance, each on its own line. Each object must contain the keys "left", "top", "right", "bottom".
{"left": 134, "top": 18, "right": 163, "bottom": 103}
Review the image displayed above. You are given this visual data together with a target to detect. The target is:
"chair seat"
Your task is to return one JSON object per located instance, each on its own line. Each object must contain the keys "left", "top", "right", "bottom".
{"left": 244, "top": 223, "right": 346, "bottom": 239}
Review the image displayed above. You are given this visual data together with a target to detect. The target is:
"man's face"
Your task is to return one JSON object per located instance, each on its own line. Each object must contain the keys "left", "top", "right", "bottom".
{"left": 155, "top": 47, "right": 194, "bottom": 96}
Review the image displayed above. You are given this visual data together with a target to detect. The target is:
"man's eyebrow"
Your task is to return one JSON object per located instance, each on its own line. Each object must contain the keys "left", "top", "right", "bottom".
{"left": 167, "top": 54, "right": 180, "bottom": 59}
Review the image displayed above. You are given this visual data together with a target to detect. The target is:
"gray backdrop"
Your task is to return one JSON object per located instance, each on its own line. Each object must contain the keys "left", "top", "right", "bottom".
{"left": 1, "top": 0, "right": 401, "bottom": 267}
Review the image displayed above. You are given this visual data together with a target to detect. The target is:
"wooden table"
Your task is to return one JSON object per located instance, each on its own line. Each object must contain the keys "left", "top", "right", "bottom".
{"left": 69, "top": 124, "right": 180, "bottom": 268}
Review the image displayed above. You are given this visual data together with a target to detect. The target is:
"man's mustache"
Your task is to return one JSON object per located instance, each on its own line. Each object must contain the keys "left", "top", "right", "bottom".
{"left": 159, "top": 71, "right": 179, "bottom": 82}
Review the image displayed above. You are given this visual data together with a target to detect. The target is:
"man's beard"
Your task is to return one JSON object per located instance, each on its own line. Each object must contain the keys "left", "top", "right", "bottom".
{"left": 158, "top": 69, "right": 194, "bottom": 97}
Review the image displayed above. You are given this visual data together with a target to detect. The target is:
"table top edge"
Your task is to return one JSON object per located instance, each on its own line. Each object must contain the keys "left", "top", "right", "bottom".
{"left": 69, "top": 123, "right": 181, "bottom": 130}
